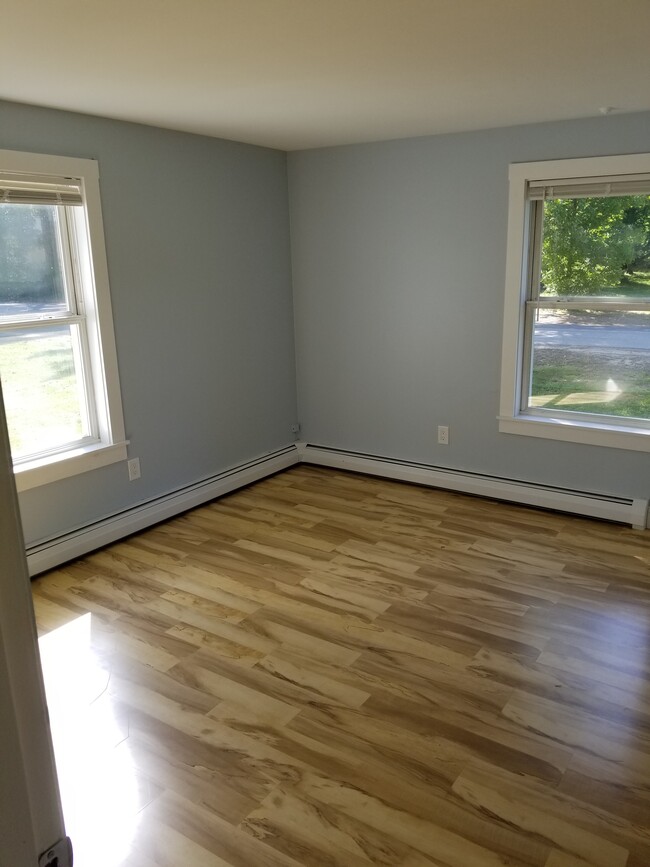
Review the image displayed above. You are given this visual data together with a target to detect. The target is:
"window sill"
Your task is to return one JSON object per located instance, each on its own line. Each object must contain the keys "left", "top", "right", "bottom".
{"left": 499, "top": 414, "right": 650, "bottom": 452}
{"left": 13, "top": 441, "right": 129, "bottom": 492}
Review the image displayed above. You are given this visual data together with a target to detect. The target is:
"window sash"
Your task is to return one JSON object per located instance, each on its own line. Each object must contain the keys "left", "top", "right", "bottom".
{"left": 520, "top": 299, "right": 650, "bottom": 427}
{"left": 519, "top": 193, "right": 650, "bottom": 424}
{"left": 0, "top": 318, "right": 100, "bottom": 463}
{"left": 0, "top": 204, "right": 81, "bottom": 322}
{"left": 0, "top": 200, "right": 100, "bottom": 461}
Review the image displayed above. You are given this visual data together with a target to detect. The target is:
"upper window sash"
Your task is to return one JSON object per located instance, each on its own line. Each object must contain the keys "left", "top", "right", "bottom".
{"left": 0, "top": 202, "right": 81, "bottom": 322}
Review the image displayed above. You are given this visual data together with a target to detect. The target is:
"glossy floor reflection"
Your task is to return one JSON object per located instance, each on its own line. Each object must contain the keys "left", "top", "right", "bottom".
{"left": 38, "top": 613, "right": 152, "bottom": 867}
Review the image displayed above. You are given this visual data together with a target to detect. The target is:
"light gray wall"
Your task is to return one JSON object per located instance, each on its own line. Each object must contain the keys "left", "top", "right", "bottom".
{"left": 5, "top": 100, "right": 650, "bottom": 544}
{"left": 288, "top": 112, "right": 650, "bottom": 500}
{"left": 0, "top": 100, "right": 297, "bottom": 546}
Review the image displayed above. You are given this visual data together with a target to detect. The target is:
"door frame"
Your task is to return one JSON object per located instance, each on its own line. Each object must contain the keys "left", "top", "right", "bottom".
{"left": 0, "top": 379, "right": 66, "bottom": 865}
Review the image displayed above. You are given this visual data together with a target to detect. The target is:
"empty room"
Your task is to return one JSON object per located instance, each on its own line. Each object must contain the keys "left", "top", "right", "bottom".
{"left": 2, "top": 2, "right": 650, "bottom": 866}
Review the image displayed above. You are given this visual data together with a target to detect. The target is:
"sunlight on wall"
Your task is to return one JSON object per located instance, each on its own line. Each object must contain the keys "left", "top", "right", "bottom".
{"left": 38, "top": 614, "right": 141, "bottom": 867}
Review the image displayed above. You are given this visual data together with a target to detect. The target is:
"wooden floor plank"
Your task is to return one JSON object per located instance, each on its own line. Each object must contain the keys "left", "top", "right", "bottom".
{"left": 31, "top": 465, "right": 650, "bottom": 866}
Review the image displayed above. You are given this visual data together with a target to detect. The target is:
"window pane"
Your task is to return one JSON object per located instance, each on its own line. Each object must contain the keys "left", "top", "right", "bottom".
{"left": 529, "top": 309, "right": 650, "bottom": 420}
{"left": 540, "top": 195, "right": 650, "bottom": 298}
{"left": 0, "top": 204, "right": 68, "bottom": 317}
{"left": 0, "top": 324, "right": 91, "bottom": 459}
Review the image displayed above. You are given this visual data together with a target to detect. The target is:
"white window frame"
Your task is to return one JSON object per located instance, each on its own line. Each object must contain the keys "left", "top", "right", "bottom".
{"left": 0, "top": 149, "right": 127, "bottom": 491}
{"left": 499, "top": 152, "right": 650, "bottom": 452}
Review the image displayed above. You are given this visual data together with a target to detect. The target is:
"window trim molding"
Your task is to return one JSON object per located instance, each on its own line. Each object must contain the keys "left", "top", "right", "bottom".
{"left": 499, "top": 151, "right": 650, "bottom": 452}
{"left": 15, "top": 440, "right": 129, "bottom": 492}
{"left": 0, "top": 149, "right": 127, "bottom": 489}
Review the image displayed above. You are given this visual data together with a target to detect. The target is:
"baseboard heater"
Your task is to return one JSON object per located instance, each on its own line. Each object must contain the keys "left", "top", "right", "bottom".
{"left": 25, "top": 440, "right": 647, "bottom": 576}
{"left": 297, "top": 443, "right": 649, "bottom": 530}
{"left": 26, "top": 445, "right": 300, "bottom": 576}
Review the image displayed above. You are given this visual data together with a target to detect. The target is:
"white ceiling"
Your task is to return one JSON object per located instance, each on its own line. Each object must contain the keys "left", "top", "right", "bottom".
{"left": 2, "top": 0, "right": 650, "bottom": 151}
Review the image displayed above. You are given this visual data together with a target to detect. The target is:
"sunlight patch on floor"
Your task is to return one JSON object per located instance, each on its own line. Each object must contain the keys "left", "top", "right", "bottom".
{"left": 38, "top": 614, "right": 144, "bottom": 867}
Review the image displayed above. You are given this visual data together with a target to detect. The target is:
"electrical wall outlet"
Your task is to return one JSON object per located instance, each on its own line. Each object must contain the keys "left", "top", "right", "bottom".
{"left": 437, "top": 425, "right": 449, "bottom": 445}
{"left": 291, "top": 423, "right": 301, "bottom": 434}
{"left": 127, "top": 457, "right": 141, "bottom": 481}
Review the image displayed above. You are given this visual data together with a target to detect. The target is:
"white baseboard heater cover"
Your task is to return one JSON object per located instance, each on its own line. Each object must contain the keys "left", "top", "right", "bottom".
{"left": 26, "top": 441, "right": 647, "bottom": 576}
{"left": 297, "top": 443, "right": 649, "bottom": 530}
{"left": 26, "top": 445, "right": 300, "bottom": 576}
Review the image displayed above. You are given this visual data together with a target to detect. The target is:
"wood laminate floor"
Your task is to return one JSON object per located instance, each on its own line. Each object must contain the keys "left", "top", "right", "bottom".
{"left": 31, "top": 465, "right": 650, "bottom": 867}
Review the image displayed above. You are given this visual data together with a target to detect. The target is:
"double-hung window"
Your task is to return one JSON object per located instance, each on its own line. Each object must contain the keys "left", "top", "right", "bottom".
{"left": 500, "top": 152, "right": 650, "bottom": 451}
{"left": 0, "top": 150, "right": 126, "bottom": 490}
